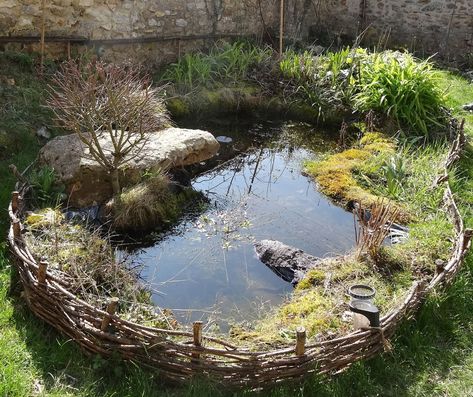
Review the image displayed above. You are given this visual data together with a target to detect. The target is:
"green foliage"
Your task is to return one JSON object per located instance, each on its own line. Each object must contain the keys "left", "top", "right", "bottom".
{"left": 160, "top": 40, "right": 272, "bottom": 90}
{"left": 161, "top": 52, "right": 213, "bottom": 89}
{"left": 279, "top": 50, "right": 317, "bottom": 81}
{"left": 28, "top": 166, "right": 64, "bottom": 207}
{"left": 325, "top": 46, "right": 352, "bottom": 84}
{"left": 0, "top": 51, "right": 60, "bottom": 230}
{"left": 2, "top": 50, "right": 37, "bottom": 71}
{"left": 366, "top": 153, "right": 407, "bottom": 200}
{"left": 353, "top": 53, "right": 446, "bottom": 136}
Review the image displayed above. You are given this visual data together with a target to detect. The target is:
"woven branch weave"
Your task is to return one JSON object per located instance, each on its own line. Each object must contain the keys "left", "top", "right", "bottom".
{"left": 7, "top": 125, "right": 472, "bottom": 388}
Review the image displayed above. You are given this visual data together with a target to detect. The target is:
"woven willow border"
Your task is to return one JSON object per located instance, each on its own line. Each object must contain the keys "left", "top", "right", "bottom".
{"left": 7, "top": 124, "right": 472, "bottom": 388}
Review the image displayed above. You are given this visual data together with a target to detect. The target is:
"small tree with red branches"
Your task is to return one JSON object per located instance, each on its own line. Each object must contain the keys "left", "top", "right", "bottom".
{"left": 47, "top": 60, "right": 169, "bottom": 196}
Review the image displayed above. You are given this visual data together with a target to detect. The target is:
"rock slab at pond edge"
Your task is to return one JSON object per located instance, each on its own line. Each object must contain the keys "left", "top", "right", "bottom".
{"left": 39, "top": 128, "right": 220, "bottom": 207}
{"left": 254, "top": 240, "right": 322, "bottom": 285}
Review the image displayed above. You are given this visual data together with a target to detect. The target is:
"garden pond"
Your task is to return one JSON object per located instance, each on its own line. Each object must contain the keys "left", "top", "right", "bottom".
{"left": 123, "top": 118, "right": 356, "bottom": 330}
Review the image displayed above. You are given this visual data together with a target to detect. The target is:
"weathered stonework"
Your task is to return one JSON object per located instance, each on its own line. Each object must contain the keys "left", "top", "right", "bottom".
{"left": 0, "top": 0, "right": 280, "bottom": 65}
{"left": 0, "top": 1, "right": 471, "bottom": 63}
{"left": 306, "top": 0, "right": 473, "bottom": 56}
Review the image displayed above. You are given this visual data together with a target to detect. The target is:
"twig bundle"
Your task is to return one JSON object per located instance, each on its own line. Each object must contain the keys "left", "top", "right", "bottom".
{"left": 354, "top": 200, "right": 399, "bottom": 260}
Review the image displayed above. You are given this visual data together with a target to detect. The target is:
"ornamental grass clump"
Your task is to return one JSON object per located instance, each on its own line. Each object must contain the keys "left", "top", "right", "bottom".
{"left": 111, "top": 170, "right": 200, "bottom": 232}
{"left": 160, "top": 40, "right": 272, "bottom": 90}
{"left": 354, "top": 200, "right": 399, "bottom": 261}
{"left": 353, "top": 52, "right": 446, "bottom": 136}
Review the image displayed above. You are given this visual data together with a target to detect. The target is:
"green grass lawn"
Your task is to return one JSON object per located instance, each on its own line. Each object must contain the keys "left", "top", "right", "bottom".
{"left": 1, "top": 52, "right": 473, "bottom": 396}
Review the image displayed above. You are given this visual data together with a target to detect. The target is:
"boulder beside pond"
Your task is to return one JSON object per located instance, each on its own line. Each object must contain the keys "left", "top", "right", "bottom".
{"left": 39, "top": 128, "right": 219, "bottom": 207}
{"left": 254, "top": 240, "right": 322, "bottom": 285}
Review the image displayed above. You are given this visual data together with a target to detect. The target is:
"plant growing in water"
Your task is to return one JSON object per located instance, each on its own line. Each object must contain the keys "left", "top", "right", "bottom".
{"left": 47, "top": 60, "right": 169, "bottom": 195}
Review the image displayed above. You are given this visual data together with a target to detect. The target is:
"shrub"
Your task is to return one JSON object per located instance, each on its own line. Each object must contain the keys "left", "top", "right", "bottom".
{"left": 47, "top": 60, "right": 169, "bottom": 195}
{"left": 29, "top": 166, "right": 64, "bottom": 207}
{"left": 279, "top": 50, "right": 317, "bottom": 81}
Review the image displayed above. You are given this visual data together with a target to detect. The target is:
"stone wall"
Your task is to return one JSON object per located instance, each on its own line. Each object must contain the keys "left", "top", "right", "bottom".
{"left": 310, "top": 0, "right": 473, "bottom": 56}
{"left": 0, "top": 0, "right": 471, "bottom": 63}
{"left": 0, "top": 0, "right": 280, "bottom": 65}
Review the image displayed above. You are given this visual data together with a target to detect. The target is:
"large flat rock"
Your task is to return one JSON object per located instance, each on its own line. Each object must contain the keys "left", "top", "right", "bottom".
{"left": 39, "top": 128, "right": 219, "bottom": 207}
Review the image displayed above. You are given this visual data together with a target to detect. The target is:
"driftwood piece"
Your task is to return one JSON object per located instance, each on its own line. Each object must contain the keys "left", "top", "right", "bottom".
{"left": 254, "top": 240, "right": 322, "bottom": 285}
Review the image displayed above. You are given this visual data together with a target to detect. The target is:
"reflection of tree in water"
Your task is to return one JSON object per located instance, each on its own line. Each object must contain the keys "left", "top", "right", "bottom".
{"left": 131, "top": 121, "right": 354, "bottom": 328}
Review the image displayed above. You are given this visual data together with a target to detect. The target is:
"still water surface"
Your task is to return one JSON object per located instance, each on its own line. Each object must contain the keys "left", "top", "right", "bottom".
{"left": 129, "top": 119, "right": 355, "bottom": 329}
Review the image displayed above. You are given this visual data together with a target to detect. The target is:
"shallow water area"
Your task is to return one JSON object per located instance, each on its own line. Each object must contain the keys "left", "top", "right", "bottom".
{"left": 128, "top": 119, "right": 356, "bottom": 331}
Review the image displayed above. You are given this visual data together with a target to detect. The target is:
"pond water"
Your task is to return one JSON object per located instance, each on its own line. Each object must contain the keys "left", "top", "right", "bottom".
{"left": 127, "top": 118, "right": 356, "bottom": 330}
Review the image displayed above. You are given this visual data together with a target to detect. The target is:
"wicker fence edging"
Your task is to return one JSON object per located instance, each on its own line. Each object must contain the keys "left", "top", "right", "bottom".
{"left": 7, "top": 124, "right": 472, "bottom": 388}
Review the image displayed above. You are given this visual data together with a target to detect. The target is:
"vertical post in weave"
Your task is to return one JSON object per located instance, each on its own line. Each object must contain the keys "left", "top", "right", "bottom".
{"left": 101, "top": 297, "right": 119, "bottom": 331}
{"left": 295, "top": 326, "right": 306, "bottom": 356}
{"left": 40, "top": 0, "right": 46, "bottom": 75}
{"left": 192, "top": 321, "right": 203, "bottom": 364}
{"left": 463, "top": 228, "right": 473, "bottom": 251}
{"left": 11, "top": 191, "right": 19, "bottom": 213}
{"left": 38, "top": 260, "right": 48, "bottom": 285}
{"left": 279, "top": 0, "right": 284, "bottom": 56}
{"left": 12, "top": 218, "right": 21, "bottom": 241}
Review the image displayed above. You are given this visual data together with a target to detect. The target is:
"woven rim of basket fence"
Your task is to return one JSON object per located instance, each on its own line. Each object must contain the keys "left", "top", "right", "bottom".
{"left": 7, "top": 123, "right": 473, "bottom": 388}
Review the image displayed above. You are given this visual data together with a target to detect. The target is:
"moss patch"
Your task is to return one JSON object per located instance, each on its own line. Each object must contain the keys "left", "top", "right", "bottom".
{"left": 233, "top": 251, "right": 415, "bottom": 347}
{"left": 305, "top": 132, "right": 395, "bottom": 207}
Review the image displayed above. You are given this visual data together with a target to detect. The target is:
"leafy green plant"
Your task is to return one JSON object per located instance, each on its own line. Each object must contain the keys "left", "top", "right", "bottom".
{"left": 279, "top": 50, "right": 317, "bottom": 81}
{"left": 325, "top": 46, "right": 351, "bottom": 84}
{"left": 29, "top": 166, "right": 64, "bottom": 206}
{"left": 380, "top": 154, "right": 407, "bottom": 199}
{"left": 211, "top": 40, "right": 272, "bottom": 82}
{"left": 160, "top": 52, "right": 213, "bottom": 89}
{"left": 353, "top": 52, "right": 446, "bottom": 136}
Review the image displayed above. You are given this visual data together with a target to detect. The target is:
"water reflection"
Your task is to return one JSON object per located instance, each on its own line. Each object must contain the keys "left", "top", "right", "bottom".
{"left": 129, "top": 120, "right": 355, "bottom": 330}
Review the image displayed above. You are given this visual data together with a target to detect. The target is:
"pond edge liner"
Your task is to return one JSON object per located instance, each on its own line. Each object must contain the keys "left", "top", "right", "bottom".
{"left": 7, "top": 122, "right": 472, "bottom": 389}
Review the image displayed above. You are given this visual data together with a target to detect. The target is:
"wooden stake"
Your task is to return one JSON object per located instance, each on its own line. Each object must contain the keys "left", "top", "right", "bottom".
{"left": 38, "top": 260, "right": 48, "bottom": 285}
{"left": 12, "top": 218, "right": 21, "bottom": 240}
{"left": 463, "top": 228, "right": 473, "bottom": 251}
{"left": 193, "top": 321, "right": 203, "bottom": 346}
{"left": 279, "top": 0, "right": 284, "bottom": 56}
{"left": 67, "top": 41, "right": 71, "bottom": 60}
{"left": 435, "top": 259, "right": 445, "bottom": 275}
{"left": 101, "top": 297, "right": 119, "bottom": 331}
{"left": 11, "top": 191, "right": 19, "bottom": 213}
{"left": 295, "top": 326, "right": 306, "bottom": 356}
{"left": 192, "top": 321, "right": 203, "bottom": 363}
{"left": 40, "top": 0, "right": 46, "bottom": 75}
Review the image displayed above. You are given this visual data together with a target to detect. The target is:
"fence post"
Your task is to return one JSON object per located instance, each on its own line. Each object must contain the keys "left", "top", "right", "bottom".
{"left": 295, "top": 326, "right": 306, "bottom": 356}
{"left": 192, "top": 321, "right": 203, "bottom": 364}
{"left": 101, "top": 297, "right": 119, "bottom": 331}
{"left": 12, "top": 218, "right": 21, "bottom": 240}
{"left": 11, "top": 191, "right": 19, "bottom": 213}
{"left": 38, "top": 260, "right": 48, "bottom": 285}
